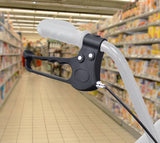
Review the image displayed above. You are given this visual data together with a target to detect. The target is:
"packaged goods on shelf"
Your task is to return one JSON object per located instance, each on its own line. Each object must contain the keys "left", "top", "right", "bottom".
{"left": 117, "top": 44, "right": 160, "bottom": 57}
{"left": 146, "top": 60, "right": 160, "bottom": 78}
{"left": 105, "top": 57, "right": 117, "bottom": 69}
{"left": 123, "top": 0, "right": 159, "bottom": 20}
{"left": 105, "top": 55, "right": 160, "bottom": 79}
{"left": 0, "top": 71, "right": 19, "bottom": 102}
{"left": 129, "top": 59, "right": 160, "bottom": 78}
{"left": 0, "top": 55, "right": 20, "bottom": 69}
{"left": 148, "top": 26, "right": 160, "bottom": 38}
{"left": 99, "top": 79, "right": 159, "bottom": 129}
{"left": 49, "top": 42, "right": 62, "bottom": 49}
{"left": 107, "top": 32, "right": 150, "bottom": 44}
{"left": 0, "top": 26, "right": 20, "bottom": 47}
{"left": 148, "top": 26, "right": 156, "bottom": 38}
{"left": 105, "top": 71, "right": 118, "bottom": 83}
{"left": 103, "top": 0, "right": 160, "bottom": 27}
{"left": 95, "top": 92, "right": 104, "bottom": 101}
{"left": 79, "top": 23, "right": 97, "bottom": 32}
{"left": 126, "top": 32, "right": 148, "bottom": 41}
{"left": 0, "top": 42, "right": 20, "bottom": 54}
{"left": 100, "top": 69, "right": 105, "bottom": 80}
{"left": 149, "top": 12, "right": 160, "bottom": 23}
{"left": 0, "top": 63, "right": 20, "bottom": 85}
{"left": 111, "top": 10, "right": 123, "bottom": 25}
{"left": 144, "top": 99, "right": 156, "bottom": 119}
{"left": 0, "top": 12, "right": 4, "bottom": 24}
{"left": 124, "top": 45, "right": 152, "bottom": 56}
{"left": 1, "top": 85, "right": 4, "bottom": 100}
{"left": 152, "top": 44, "right": 160, "bottom": 55}
{"left": 62, "top": 44, "right": 79, "bottom": 55}
{"left": 155, "top": 106, "right": 160, "bottom": 120}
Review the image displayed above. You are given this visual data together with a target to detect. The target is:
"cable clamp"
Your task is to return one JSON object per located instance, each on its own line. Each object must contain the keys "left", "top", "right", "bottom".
{"left": 96, "top": 81, "right": 105, "bottom": 88}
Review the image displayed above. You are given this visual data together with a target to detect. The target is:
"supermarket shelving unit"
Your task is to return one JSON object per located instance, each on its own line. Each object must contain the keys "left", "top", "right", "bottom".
{"left": 83, "top": 8, "right": 160, "bottom": 137}
{"left": 0, "top": 20, "right": 22, "bottom": 108}
{"left": 93, "top": 9, "right": 160, "bottom": 34}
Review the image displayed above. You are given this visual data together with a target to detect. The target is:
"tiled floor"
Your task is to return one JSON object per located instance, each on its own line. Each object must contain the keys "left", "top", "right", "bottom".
{"left": 0, "top": 72, "right": 136, "bottom": 143}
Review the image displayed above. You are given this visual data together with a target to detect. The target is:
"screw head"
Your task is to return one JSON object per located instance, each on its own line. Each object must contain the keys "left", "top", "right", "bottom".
{"left": 78, "top": 56, "right": 82, "bottom": 61}
{"left": 88, "top": 53, "right": 95, "bottom": 60}
{"left": 77, "top": 55, "right": 84, "bottom": 63}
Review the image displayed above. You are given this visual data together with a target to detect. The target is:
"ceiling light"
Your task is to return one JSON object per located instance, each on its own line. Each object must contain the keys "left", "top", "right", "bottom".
{"left": 54, "top": 18, "right": 69, "bottom": 20}
{"left": 15, "top": 15, "right": 34, "bottom": 18}
{"left": 72, "top": 19, "right": 98, "bottom": 22}
{"left": 9, "top": 19, "right": 40, "bottom": 23}
{"left": 12, "top": 9, "right": 35, "bottom": 13}
{"left": 33, "top": 1, "right": 37, "bottom": 4}
{"left": 80, "top": 14, "right": 100, "bottom": 17}
{"left": 35, "top": 16, "right": 53, "bottom": 19}
{"left": 101, "top": 15, "right": 113, "bottom": 18}
{"left": 9, "top": 19, "right": 16, "bottom": 22}
{"left": 15, "top": 20, "right": 40, "bottom": 23}
{"left": 14, "top": 26, "right": 36, "bottom": 29}
{"left": 0, "top": 8, "right": 11, "bottom": 12}
{"left": 5, "top": 15, "right": 35, "bottom": 19}
{"left": 15, "top": 31, "right": 38, "bottom": 33}
{"left": 6, "top": 15, "right": 53, "bottom": 19}
{"left": 72, "top": 19, "right": 91, "bottom": 22}
{"left": 13, "top": 23, "right": 38, "bottom": 26}
{"left": 36, "top": 11, "right": 58, "bottom": 15}
{"left": 59, "top": 12, "right": 79, "bottom": 16}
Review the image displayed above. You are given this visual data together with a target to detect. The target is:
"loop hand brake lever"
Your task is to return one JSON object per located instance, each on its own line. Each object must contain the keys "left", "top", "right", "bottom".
{"left": 24, "top": 34, "right": 105, "bottom": 91}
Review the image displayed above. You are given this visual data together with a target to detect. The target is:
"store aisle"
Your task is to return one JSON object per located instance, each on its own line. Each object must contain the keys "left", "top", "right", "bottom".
{"left": 0, "top": 72, "right": 136, "bottom": 143}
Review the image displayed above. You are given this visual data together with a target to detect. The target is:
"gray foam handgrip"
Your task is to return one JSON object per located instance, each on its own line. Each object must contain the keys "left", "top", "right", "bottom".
{"left": 37, "top": 19, "right": 90, "bottom": 48}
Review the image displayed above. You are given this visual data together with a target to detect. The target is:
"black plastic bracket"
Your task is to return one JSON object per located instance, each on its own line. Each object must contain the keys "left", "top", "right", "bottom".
{"left": 23, "top": 34, "right": 106, "bottom": 91}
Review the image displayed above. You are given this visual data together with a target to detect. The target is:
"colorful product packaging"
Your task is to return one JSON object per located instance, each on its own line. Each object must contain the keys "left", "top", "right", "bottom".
{"left": 148, "top": 26, "right": 155, "bottom": 38}
{"left": 155, "top": 26, "right": 160, "bottom": 38}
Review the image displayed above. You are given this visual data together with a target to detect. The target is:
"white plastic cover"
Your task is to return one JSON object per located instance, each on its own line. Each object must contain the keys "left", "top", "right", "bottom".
{"left": 37, "top": 19, "right": 89, "bottom": 48}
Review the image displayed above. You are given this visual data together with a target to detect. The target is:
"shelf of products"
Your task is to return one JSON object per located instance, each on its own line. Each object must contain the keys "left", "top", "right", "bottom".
{"left": 114, "top": 39, "right": 160, "bottom": 46}
{"left": 91, "top": 2, "right": 160, "bottom": 34}
{"left": 78, "top": 0, "right": 160, "bottom": 136}
{"left": 0, "top": 11, "right": 22, "bottom": 108}
{"left": 106, "top": 21, "right": 160, "bottom": 37}
{"left": 47, "top": 39, "right": 63, "bottom": 76}
{"left": 0, "top": 21, "right": 21, "bottom": 42}
{"left": 0, "top": 74, "right": 20, "bottom": 108}
{"left": 102, "top": 66, "right": 160, "bottom": 82}
{"left": 0, "top": 68, "right": 20, "bottom": 87}
{"left": 106, "top": 9, "right": 160, "bottom": 30}
{"left": 102, "top": 78, "right": 160, "bottom": 105}
{"left": 0, "top": 60, "right": 20, "bottom": 72}
{"left": 0, "top": 37, "right": 21, "bottom": 49}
